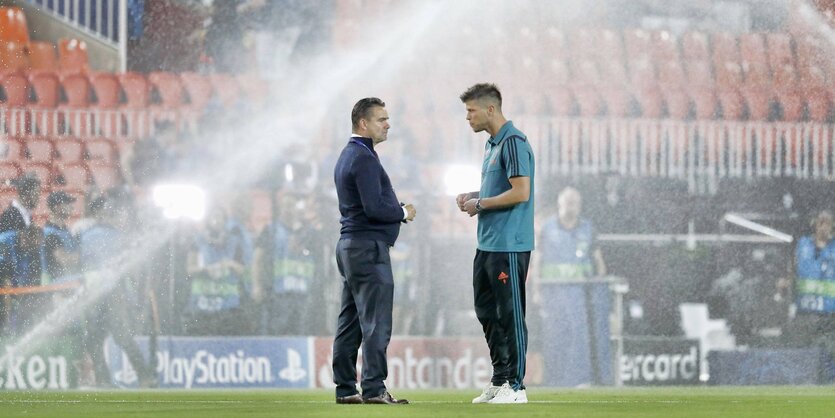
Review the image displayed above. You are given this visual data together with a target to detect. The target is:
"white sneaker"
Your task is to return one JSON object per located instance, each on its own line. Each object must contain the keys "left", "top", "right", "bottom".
{"left": 487, "top": 382, "right": 528, "bottom": 404}
{"left": 471, "top": 384, "right": 502, "bottom": 403}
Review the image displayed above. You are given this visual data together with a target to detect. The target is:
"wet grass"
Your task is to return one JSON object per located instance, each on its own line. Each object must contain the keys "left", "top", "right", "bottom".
{"left": 0, "top": 386, "right": 833, "bottom": 417}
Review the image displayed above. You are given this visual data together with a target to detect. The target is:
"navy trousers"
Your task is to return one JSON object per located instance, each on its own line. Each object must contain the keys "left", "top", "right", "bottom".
{"left": 332, "top": 238, "right": 394, "bottom": 399}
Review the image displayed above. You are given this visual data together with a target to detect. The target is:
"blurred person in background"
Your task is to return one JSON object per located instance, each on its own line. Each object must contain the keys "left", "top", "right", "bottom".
{"left": 79, "top": 194, "right": 156, "bottom": 388}
{"left": 332, "top": 97, "right": 415, "bottom": 405}
{"left": 457, "top": 83, "right": 534, "bottom": 404}
{"left": 42, "top": 192, "right": 80, "bottom": 283}
{"left": 789, "top": 210, "right": 835, "bottom": 357}
{"left": 184, "top": 205, "right": 253, "bottom": 335}
{"left": 0, "top": 225, "right": 45, "bottom": 336}
{"left": 0, "top": 175, "right": 42, "bottom": 233}
{"left": 253, "top": 193, "right": 315, "bottom": 335}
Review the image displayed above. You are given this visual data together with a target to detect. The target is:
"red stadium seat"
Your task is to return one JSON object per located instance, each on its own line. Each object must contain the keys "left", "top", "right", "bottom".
{"left": 657, "top": 60, "right": 686, "bottom": 88}
{"left": 772, "top": 63, "right": 798, "bottom": 91}
{"left": 1, "top": 72, "right": 30, "bottom": 135}
{"left": 629, "top": 59, "right": 656, "bottom": 89}
{"left": 600, "top": 87, "right": 631, "bottom": 117}
{"left": 0, "top": 7, "right": 29, "bottom": 44}
{"left": 715, "top": 61, "right": 743, "bottom": 90}
{"left": 596, "top": 29, "right": 625, "bottom": 62}
{"left": 663, "top": 88, "right": 691, "bottom": 120}
{"left": 28, "top": 41, "right": 58, "bottom": 72}
{"left": 686, "top": 60, "right": 715, "bottom": 88}
{"left": 57, "top": 39, "right": 89, "bottom": 73}
{"left": 571, "top": 60, "right": 600, "bottom": 86}
{"left": 54, "top": 163, "right": 88, "bottom": 191}
{"left": 571, "top": 85, "right": 603, "bottom": 117}
{"left": 180, "top": 72, "right": 213, "bottom": 111}
{"left": 0, "top": 40, "right": 29, "bottom": 72}
{"left": 742, "top": 62, "right": 770, "bottom": 89}
{"left": 739, "top": 33, "right": 767, "bottom": 69}
{"left": 89, "top": 73, "right": 122, "bottom": 109}
{"left": 712, "top": 32, "right": 739, "bottom": 64}
{"left": 53, "top": 139, "right": 85, "bottom": 164}
{"left": 682, "top": 31, "right": 711, "bottom": 62}
{"left": 633, "top": 86, "right": 664, "bottom": 119}
{"left": 623, "top": 28, "right": 652, "bottom": 64}
{"left": 235, "top": 73, "right": 268, "bottom": 108}
{"left": 148, "top": 71, "right": 185, "bottom": 109}
{"left": 774, "top": 87, "right": 803, "bottom": 122}
{"left": 545, "top": 86, "right": 575, "bottom": 116}
{"left": 542, "top": 26, "right": 567, "bottom": 60}
{"left": 84, "top": 139, "right": 118, "bottom": 164}
{"left": 741, "top": 88, "right": 771, "bottom": 121}
{"left": 60, "top": 72, "right": 91, "bottom": 107}
{"left": 804, "top": 86, "right": 831, "bottom": 122}
{"left": 209, "top": 73, "right": 242, "bottom": 108}
{"left": 88, "top": 164, "right": 121, "bottom": 189}
{"left": 650, "top": 30, "right": 679, "bottom": 62}
{"left": 28, "top": 71, "right": 61, "bottom": 135}
{"left": 598, "top": 60, "right": 629, "bottom": 86}
{"left": 25, "top": 138, "right": 55, "bottom": 164}
{"left": 568, "top": 28, "right": 597, "bottom": 60}
{"left": 766, "top": 33, "right": 795, "bottom": 72}
{"left": 718, "top": 90, "right": 744, "bottom": 120}
{"left": 0, "top": 138, "right": 23, "bottom": 162}
{"left": 118, "top": 72, "right": 150, "bottom": 108}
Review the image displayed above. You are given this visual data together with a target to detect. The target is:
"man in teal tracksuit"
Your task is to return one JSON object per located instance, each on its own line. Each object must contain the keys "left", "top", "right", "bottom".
{"left": 457, "top": 83, "right": 535, "bottom": 404}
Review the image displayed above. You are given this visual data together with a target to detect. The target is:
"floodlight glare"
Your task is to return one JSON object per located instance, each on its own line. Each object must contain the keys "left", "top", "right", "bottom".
{"left": 443, "top": 164, "right": 481, "bottom": 196}
{"left": 152, "top": 184, "right": 207, "bottom": 221}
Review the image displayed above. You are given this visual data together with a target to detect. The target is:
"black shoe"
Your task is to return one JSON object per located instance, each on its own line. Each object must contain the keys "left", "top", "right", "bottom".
{"left": 336, "top": 394, "right": 363, "bottom": 404}
{"left": 364, "top": 391, "right": 409, "bottom": 405}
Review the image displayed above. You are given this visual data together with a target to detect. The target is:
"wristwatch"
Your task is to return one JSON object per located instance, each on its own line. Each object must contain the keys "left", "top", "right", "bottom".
{"left": 476, "top": 199, "right": 484, "bottom": 212}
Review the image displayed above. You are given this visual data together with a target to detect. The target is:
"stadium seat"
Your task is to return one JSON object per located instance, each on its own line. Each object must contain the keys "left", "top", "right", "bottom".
{"left": 54, "top": 163, "right": 88, "bottom": 191}
{"left": 542, "top": 26, "right": 567, "bottom": 59}
{"left": 742, "top": 62, "right": 770, "bottom": 89}
{"left": 657, "top": 60, "right": 686, "bottom": 88}
{"left": 87, "top": 164, "right": 121, "bottom": 189}
{"left": 57, "top": 39, "right": 89, "bottom": 73}
{"left": 84, "top": 139, "right": 117, "bottom": 164}
{"left": 28, "top": 41, "right": 58, "bottom": 71}
{"left": 598, "top": 60, "right": 629, "bottom": 86}
{"left": 0, "top": 138, "right": 23, "bottom": 161}
{"left": 0, "top": 40, "right": 29, "bottom": 72}
{"left": 0, "top": 161, "right": 21, "bottom": 189}
{"left": 545, "top": 85, "right": 575, "bottom": 116}
{"left": 765, "top": 33, "right": 795, "bottom": 72}
{"left": 116, "top": 72, "right": 151, "bottom": 137}
{"left": 27, "top": 71, "right": 60, "bottom": 135}
{"left": 718, "top": 90, "right": 744, "bottom": 120}
{"left": 572, "top": 59, "right": 600, "bottom": 86}
{"left": 0, "top": 7, "right": 29, "bottom": 44}
{"left": 774, "top": 87, "right": 803, "bottom": 122}
{"left": 772, "top": 63, "right": 798, "bottom": 91}
{"left": 59, "top": 72, "right": 92, "bottom": 136}
{"left": 568, "top": 28, "right": 597, "bottom": 60}
{"left": 20, "top": 162, "right": 53, "bottom": 186}
{"left": 686, "top": 61, "right": 715, "bottom": 88}
{"left": 715, "top": 61, "right": 743, "bottom": 90}
{"left": 25, "top": 138, "right": 55, "bottom": 164}
{"left": 53, "top": 139, "right": 85, "bottom": 164}
{"left": 209, "top": 73, "right": 242, "bottom": 108}
{"left": 90, "top": 72, "right": 125, "bottom": 136}
{"left": 623, "top": 28, "right": 652, "bottom": 64}
{"left": 600, "top": 87, "right": 631, "bottom": 117}
{"left": 596, "top": 28, "right": 624, "bottom": 62}
{"left": 633, "top": 86, "right": 664, "bottom": 119}
{"left": 180, "top": 72, "right": 213, "bottom": 111}
{"left": 739, "top": 33, "right": 767, "bottom": 69}
{"left": 650, "top": 30, "right": 679, "bottom": 62}
{"left": 663, "top": 88, "right": 691, "bottom": 120}
{"left": 682, "top": 31, "right": 711, "bottom": 62}
{"left": 795, "top": 34, "right": 826, "bottom": 75}
{"left": 1, "top": 72, "right": 30, "bottom": 135}
{"left": 148, "top": 71, "right": 185, "bottom": 109}
{"left": 629, "top": 59, "right": 656, "bottom": 89}
{"left": 804, "top": 84, "right": 831, "bottom": 123}
{"left": 740, "top": 88, "right": 772, "bottom": 121}
{"left": 712, "top": 32, "right": 739, "bottom": 66}
{"left": 571, "top": 85, "right": 603, "bottom": 117}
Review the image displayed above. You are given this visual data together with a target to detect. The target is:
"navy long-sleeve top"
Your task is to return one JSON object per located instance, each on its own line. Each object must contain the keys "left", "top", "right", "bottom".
{"left": 334, "top": 136, "right": 403, "bottom": 246}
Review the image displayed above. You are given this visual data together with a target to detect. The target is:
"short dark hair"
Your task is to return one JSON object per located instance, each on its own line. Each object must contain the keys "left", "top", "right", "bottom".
{"left": 351, "top": 97, "right": 386, "bottom": 130}
{"left": 460, "top": 83, "right": 502, "bottom": 107}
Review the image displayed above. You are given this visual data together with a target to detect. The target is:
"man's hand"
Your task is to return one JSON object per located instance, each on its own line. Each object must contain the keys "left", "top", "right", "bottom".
{"left": 463, "top": 198, "right": 480, "bottom": 217}
{"left": 403, "top": 203, "right": 417, "bottom": 222}
{"left": 456, "top": 193, "right": 469, "bottom": 212}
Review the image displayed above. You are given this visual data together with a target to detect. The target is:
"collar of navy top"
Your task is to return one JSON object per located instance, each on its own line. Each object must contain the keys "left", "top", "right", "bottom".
{"left": 349, "top": 135, "right": 377, "bottom": 157}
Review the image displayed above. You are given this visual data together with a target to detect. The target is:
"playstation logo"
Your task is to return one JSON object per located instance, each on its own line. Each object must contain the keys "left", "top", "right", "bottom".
{"left": 278, "top": 349, "right": 306, "bottom": 383}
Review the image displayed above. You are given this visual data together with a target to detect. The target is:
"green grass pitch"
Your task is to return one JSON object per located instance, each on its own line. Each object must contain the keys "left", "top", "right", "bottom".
{"left": 1, "top": 386, "right": 834, "bottom": 417}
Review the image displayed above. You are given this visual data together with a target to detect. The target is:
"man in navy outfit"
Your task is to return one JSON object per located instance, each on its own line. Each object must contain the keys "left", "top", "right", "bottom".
{"left": 332, "top": 97, "right": 416, "bottom": 405}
